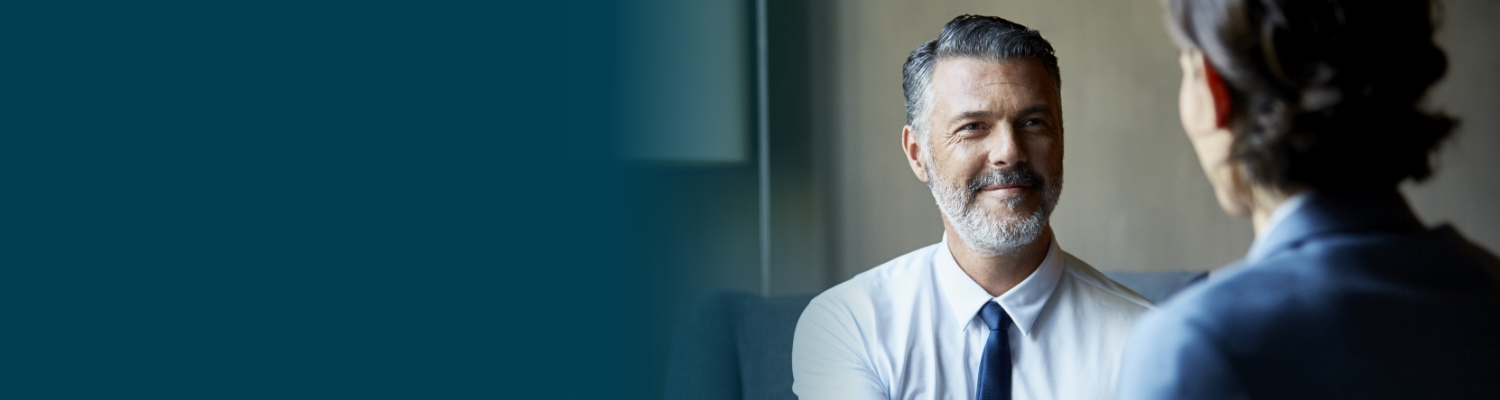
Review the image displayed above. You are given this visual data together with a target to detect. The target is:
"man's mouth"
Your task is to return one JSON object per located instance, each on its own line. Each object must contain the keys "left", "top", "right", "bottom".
{"left": 981, "top": 183, "right": 1033, "bottom": 191}
{"left": 979, "top": 183, "right": 1033, "bottom": 196}
{"left": 965, "top": 165, "right": 1046, "bottom": 197}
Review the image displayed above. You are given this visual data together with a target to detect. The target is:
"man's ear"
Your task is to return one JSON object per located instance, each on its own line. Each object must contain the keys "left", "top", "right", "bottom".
{"left": 901, "top": 125, "right": 930, "bottom": 182}
{"left": 1202, "top": 56, "right": 1232, "bottom": 128}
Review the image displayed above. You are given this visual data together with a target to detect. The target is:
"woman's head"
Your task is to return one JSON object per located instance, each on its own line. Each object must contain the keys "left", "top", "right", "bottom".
{"left": 1167, "top": 0, "right": 1454, "bottom": 215}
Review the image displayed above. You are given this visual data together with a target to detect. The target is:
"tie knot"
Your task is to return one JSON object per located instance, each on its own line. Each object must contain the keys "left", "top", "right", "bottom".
{"left": 979, "top": 301, "right": 1011, "bottom": 331}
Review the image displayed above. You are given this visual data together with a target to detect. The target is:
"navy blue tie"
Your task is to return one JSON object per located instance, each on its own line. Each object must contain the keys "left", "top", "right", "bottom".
{"left": 977, "top": 301, "right": 1012, "bottom": 400}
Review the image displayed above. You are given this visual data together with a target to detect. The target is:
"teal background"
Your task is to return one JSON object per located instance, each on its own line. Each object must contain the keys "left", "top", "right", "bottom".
{"left": 4, "top": 1, "right": 634, "bottom": 398}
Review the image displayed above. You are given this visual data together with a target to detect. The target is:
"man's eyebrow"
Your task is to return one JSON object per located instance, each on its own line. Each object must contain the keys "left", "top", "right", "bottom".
{"left": 950, "top": 110, "right": 998, "bottom": 123}
{"left": 1016, "top": 104, "right": 1052, "bottom": 117}
{"left": 948, "top": 105, "right": 1053, "bottom": 124}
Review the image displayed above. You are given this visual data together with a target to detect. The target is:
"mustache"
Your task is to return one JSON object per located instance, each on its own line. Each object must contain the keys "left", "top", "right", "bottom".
{"left": 966, "top": 165, "right": 1046, "bottom": 195}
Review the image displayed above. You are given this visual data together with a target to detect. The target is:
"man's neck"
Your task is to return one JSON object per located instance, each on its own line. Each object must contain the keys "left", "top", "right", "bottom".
{"left": 943, "top": 218, "right": 1052, "bottom": 298}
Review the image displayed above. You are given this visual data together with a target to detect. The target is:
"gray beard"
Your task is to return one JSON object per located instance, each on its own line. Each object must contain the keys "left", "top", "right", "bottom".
{"left": 926, "top": 162, "right": 1062, "bottom": 256}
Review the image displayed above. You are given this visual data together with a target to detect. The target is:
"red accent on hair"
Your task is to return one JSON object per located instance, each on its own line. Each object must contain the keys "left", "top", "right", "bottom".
{"left": 1203, "top": 57, "right": 1232, "bottom": 128}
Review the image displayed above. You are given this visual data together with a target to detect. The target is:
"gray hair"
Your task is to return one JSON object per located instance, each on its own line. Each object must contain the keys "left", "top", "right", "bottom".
{"left": 902, "top": 15, "right": 1061, "bottom": 142}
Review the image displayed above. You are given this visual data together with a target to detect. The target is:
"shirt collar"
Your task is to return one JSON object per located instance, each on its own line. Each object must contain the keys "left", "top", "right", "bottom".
{"left": 933, "top": 233, "right": 1065, "bottom": 337}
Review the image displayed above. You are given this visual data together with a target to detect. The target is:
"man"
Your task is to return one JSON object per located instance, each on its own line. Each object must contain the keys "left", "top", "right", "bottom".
{"left": 792, "top": 15, "right": 1152, "bottom": 400}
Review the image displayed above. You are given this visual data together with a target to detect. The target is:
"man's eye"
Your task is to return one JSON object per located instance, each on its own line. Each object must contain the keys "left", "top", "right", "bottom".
{"left": 1023, "top": 118, "right": 1047, "bottom": 127}
{"left": 962, "top": 122, "right": 985, "bottom": 131}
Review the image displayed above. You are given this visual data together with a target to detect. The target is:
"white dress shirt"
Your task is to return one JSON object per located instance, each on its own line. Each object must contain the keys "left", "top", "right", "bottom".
{"left": 792, "top": 235, "right": 1153, "bottom": 400}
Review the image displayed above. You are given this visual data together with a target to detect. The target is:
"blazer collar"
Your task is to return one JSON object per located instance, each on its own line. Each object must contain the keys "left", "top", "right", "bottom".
{"left": 1247, "top": 189, "right": 1424, "bottom": 263}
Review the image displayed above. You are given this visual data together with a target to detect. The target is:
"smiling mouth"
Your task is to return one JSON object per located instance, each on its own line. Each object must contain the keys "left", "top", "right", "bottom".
{"left": 982, "top": 183, "right": 1032, "bottom": 191}
{"left": 966, "top": 166, "right": 1046, "bottom": 197}
{"left": 980, "top": 183, "right": 1035, "bottom": 194}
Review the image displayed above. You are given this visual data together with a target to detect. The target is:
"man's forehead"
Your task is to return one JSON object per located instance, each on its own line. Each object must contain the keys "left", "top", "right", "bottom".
{"left": 932, "top": 57, "right": 1049, "bottom": 91}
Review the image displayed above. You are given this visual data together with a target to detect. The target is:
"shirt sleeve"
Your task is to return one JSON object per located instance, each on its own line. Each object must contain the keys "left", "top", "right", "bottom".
{"left": 1116, "top": 309, "right": 1251, "bottom": 400}
{"left": 791, "top": 295, "right": 888, "bottom": 400}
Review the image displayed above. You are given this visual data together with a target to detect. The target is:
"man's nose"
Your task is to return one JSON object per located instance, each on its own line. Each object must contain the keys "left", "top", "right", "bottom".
{"left": 986, "top": 123, "right": 1027, "bottom": 167}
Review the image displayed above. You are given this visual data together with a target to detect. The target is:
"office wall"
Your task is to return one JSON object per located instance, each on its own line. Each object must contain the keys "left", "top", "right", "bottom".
{"left": 1404, "top": 0, "right": 1500, "bottom": 257}
{"left": 801, "top": 0, "right": 1500, "bottom": 285}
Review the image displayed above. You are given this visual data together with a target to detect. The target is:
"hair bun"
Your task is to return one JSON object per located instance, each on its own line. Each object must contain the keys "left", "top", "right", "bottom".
{"left": 1170, "top": 0, "right": 1455, "bottom": 192}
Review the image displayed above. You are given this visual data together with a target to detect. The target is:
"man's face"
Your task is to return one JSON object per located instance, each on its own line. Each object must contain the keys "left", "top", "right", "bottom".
{"left": 906, "top": 57, "right": 1064, "bottom": 255}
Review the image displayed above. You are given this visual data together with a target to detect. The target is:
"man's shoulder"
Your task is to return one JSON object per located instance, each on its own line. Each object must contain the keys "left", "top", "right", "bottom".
{"left": 796, "top": 246, "right": 945, "bottom": 400}
{"left": 1057, "top": 252, "right": 1155, "bottom": 313}
{"left": 807, "top": 242, "right": 942, "bottom": 312}
{"left": 794, "top": 242, "right": 943, "bottom": 364}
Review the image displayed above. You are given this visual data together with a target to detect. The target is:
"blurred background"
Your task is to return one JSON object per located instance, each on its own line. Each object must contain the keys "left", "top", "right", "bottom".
{"left": 624, "top": 0, "right": 1499, "bottom": 398}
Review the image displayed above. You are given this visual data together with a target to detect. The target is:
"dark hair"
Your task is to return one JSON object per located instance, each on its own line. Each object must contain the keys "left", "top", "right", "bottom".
{"left": 1167, "top": 0, "right": 1455, "bottom": 192}
{"left": 902, "top": 15, "right": 1061, "bottom": 139}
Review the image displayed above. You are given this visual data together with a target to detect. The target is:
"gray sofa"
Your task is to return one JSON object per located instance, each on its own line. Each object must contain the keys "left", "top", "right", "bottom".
{"left": 662, "top": 271, "right": 1208, "bottom": 400}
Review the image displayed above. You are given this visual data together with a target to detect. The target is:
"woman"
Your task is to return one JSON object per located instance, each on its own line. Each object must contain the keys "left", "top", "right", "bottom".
{"left": 1117, "top": 0, "right": 1500, "bottom": 399}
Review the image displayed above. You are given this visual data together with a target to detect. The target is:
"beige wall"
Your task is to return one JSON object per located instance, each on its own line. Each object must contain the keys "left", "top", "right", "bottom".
{"left": 809, "top": 0, "right": 1500, "bottom": 283}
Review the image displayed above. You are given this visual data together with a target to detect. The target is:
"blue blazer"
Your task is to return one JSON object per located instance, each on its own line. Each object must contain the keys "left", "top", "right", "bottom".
{"left": 1118, "top": 191, "right": 1500, "bottom": 399}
